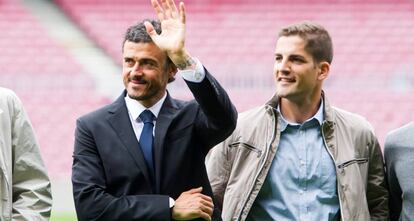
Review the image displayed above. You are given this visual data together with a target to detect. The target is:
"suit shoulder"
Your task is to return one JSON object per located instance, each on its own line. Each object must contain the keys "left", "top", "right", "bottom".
{"left": 77, "top": 103, "right": 113, "bottom": 123}
{"left": 172, "top": 97, "right": 190, "bottom": 108}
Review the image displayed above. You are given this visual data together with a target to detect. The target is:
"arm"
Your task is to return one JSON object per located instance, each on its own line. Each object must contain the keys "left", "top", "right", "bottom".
{"left": 366, "top": 136, "right": 389, "bottom": 220}
{"left": 144, "top": 0, "right": 232, "bottom": 219}
{"left": 205, "top": 133, "right": 235, "bottom": 211}
{"left": 145, "top": 0, "right": 237, "bottom": 151}
{"left": 10, "top": 93, "right": 52, "bottom": 220}
{"left": 384, "top": 137, "right": 402, "bottom": 221}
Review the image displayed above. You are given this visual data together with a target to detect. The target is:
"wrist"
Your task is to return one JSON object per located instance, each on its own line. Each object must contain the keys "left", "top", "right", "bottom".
{"left": 169, "top": 49, "right": 196, "bottom": 70}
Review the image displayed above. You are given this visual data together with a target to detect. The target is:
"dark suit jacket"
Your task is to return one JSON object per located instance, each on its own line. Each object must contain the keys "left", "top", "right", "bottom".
{"left": 72, "top": 69, "right": 237, "bottom": 221}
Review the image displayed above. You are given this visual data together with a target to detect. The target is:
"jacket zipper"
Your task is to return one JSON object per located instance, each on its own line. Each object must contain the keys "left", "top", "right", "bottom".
{"left": 236, "top": 108, "right": 277, "bottom": 221}
{"left": 229, "top": 142, "right": 262, "bottom": 157}
{"left": 337, "top": 158, "right": 368, "bottom": 169}
{"left": 321, "top": 121, "right": 345, "bottom": 221}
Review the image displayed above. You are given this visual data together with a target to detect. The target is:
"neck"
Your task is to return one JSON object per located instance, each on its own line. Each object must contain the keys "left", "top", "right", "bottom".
{"left": 280, "top": 93, "right": 322, "bottom": 124}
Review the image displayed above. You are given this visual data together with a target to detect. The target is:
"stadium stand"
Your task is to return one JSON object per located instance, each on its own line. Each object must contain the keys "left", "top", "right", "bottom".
{"left": 2, "top": 0, "right": 413, "bottom": 178}
{"left": 55, "top": 0, "right": 414, "bottom": 145}
{"left": 2, "top": 0, "right": 411, "bottom": 216}
{"left": 0, "top": 0, "right": 110, "bottom": 179}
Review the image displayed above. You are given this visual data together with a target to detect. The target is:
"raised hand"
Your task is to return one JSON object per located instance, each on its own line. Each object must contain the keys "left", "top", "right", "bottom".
{"left": 146, "top": 0, "right": 193, "bottom": 69}
{"left": 172, "top": 187, "right": 214, "bottom": 221}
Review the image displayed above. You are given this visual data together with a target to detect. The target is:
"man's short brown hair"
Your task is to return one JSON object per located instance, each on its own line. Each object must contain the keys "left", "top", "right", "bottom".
{"left": 278, "top": 21, "right": 333, "bottom": 64}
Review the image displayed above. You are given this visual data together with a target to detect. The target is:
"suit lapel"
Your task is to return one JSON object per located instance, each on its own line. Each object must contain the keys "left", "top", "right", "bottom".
{"left": 106, "top": 92, "right": 153, "bottom": 188}
{"left": 154, "top": 93, "right": 179, "bottom": 193}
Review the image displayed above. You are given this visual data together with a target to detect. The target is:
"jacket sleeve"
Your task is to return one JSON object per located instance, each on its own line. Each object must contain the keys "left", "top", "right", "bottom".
{"left": 184, "top": 67, "right": 237, "bottom": 154}
{"left": 72, "top": 119, "right": 171, "bottom": 221}
{"left": 384, "top": 137, "right": 402, "bottom": 221}
{"left": 10, "top": 93, "right": 52, "bottom": 220}
{"left": 366, "top": 135, "right": 389, "bottom": 220}
{"left": 205, "top": 132, "right": 236, "bottom": 211}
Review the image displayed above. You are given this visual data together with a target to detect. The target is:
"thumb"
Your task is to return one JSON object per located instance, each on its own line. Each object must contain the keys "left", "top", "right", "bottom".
{"left": 187, "top": 187, "right": 203, "bottom": 194}
{"left": 144, "top": 21, "right": 158, "bottom": 39}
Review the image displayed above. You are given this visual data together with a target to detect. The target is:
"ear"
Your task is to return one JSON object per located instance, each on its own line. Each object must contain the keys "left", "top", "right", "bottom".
{"left": 167, "top": 63, "right": 178, "bottom": 82}
{"left": 317, "top": 61, "right": 330, "bottom": 81}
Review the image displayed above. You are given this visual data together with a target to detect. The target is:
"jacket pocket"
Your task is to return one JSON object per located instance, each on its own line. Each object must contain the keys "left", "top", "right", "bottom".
{"left": 229, "top": 142, "right": 262, "bottom": 157}
{"left": 337, "top": 158, "right": 368, "bottom": 169}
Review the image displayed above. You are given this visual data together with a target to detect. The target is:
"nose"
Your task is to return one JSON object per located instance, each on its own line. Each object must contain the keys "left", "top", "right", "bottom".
{"left": 275, "top": 59, "right": 290, "bottom": 75}
{"left": 131, "top": 62, "right": 143, "bottom": 75}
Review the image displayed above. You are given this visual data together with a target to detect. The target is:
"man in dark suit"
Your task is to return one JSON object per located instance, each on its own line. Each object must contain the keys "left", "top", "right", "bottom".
{"left": 71, "top": 0, "right": 237, "bottom": 220}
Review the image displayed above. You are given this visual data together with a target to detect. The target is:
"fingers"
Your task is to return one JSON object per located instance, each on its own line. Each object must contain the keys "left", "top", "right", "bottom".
{"left": 200, "top": 197, "right": 214, "bottom": 216}
{"left": 196, "top": 200, "right": 213, "bottom": 221}
{"left": 151, "top": 0, "right": 165, "bottom": 21}
{"left": 190, "top": 193, "right": 214, "bottom": 217}
{"left": 173, "top": 187, "right": 214, "bottom": 220}
{"left": 152, "top": 0, "right": 181, "bottom": 20}
{"left": 198, "top": 192, "right": 213, "bottom": 203}
{"left": 187, "top": 186, "right": 203, "bottom": 194}
{"left": 199, "top": 210, "right": 212, "bottom": 221}
{"left": 144, "top": 21, "right": 158, "bottom": 39}
{"left": 179, "top": 2, "right": 186, "bottom": 24}
{"left": 168, "top": 0, "right": 179, "bottom": 17}
{"left": 161, "top": 0, "right": 172, "bottom": 19}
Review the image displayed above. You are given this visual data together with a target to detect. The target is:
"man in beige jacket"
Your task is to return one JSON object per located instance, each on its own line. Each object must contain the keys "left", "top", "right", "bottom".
{"left": 206, "top": 21, "right": 388, "bottom": 221}
{"left": 0, "top": 87, "right": 52, "bottom": 220}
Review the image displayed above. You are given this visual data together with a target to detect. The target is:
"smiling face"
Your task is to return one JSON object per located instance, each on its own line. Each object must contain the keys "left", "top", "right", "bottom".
{"left": 122, "top": 41, "right": 176, "bottom": 107}
{"left": 273, "top": 35, "right": 329, "bottom": 103}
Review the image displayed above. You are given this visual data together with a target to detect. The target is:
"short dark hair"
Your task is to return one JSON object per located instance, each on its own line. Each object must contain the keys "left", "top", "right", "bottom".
{"left": 123, "top": 19, "right": 176, "bottom": 83}
{"left": 278, "top": 21, "right": 333, "bottom": 64}
{"left": 123, "top": 19, "right": 161, "bottom": 46}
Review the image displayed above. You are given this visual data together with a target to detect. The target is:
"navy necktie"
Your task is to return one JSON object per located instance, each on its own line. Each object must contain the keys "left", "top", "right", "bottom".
{"left": 139, "top": 110, "right": 155, "bottom": 177}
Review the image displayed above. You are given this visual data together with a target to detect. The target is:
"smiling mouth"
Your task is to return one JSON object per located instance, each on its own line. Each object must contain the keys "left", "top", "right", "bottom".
{"left": 130, "top": 76, "right": 147, "bottom": 84}
{"left": 278, "top": 77, "right": 295, "bottom": 83}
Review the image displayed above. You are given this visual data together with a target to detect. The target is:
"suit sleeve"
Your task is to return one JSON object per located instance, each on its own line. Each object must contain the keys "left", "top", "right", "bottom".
{"left": 184, "top": 67, "right": 237, "bottom": 153}
{"left": 10, "top": 93, "right": 52, "bottom": 220}
{"left": 72, "top": 119, "right": 171, "bottom": 221}
{"left": 384, "top": 137, "right": 402, "bottom": 221}
{"left": 366, "top": 134, "right": 389, "bottom": 220}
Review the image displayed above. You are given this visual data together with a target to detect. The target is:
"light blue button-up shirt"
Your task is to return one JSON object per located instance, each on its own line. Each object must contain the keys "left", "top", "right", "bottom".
{"left": 247, "top": 99, "right": 340, "bottom": 221}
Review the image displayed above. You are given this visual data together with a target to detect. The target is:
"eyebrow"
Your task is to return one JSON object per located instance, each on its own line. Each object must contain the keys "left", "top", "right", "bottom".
{"left": 290, "top": 54, "right": 306, "bottom": 59}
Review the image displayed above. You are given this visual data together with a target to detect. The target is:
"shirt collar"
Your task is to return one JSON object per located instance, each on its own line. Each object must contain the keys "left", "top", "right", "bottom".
{"left": 124, "top": 92, "right": 167, "bottom": 122}
{"left": 277, "top": 98, "right": 324, "bottom": 132}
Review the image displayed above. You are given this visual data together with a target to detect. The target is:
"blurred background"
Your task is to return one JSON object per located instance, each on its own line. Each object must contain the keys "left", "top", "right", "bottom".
{"left": 1, "top": 0, "right": 413, "bottom": 220}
